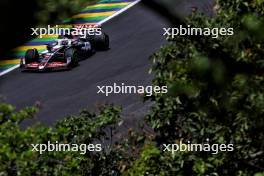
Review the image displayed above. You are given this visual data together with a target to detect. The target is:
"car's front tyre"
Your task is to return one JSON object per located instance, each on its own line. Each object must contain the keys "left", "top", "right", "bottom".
{"left": 65, "top": 48, "right": 79, "bottom": 68}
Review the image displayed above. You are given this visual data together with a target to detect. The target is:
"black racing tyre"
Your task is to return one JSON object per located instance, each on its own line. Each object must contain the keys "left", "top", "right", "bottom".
{"left": 103, "top": 34, "right": 110, "bottom": 50}
{"left": 64, "top": 48, "right": 79, "bottom": 67}
{"left": 92, "top": 33, "right": 110, "bottom": 50}
{"left": 25, "top": 48, "right": 39, "bottom": 64}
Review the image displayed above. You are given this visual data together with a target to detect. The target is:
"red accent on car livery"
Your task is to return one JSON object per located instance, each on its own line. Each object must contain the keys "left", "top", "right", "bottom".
{"left": 47, "top": 62, "right": 67, "bottom": 68}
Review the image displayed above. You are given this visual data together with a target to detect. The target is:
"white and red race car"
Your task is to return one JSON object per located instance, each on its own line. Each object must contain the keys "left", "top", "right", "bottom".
{"left": 20, "top": 31, "right": 109, "bottom": 71}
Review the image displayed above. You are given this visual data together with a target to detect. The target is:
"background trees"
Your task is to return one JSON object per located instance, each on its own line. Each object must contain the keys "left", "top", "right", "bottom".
{"left": 135, "top": 0, "right": 264, "bottom": 175}
{"left": 0, "top": 104, "right": 124, "bottom": 175}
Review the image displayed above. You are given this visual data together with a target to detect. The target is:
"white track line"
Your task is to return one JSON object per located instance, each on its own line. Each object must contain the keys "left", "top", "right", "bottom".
{"left": 98, "top": 0, "right": 140, "bottom": 25}
{"left": 0, "top": 0, "right": 141, "bottom": 77}
{"left": 0, "top": 65, "right": 20, "bottom": 77}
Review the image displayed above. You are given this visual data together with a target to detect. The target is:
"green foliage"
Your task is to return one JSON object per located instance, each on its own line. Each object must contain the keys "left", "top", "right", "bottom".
{"left": 140, "top": 0, "right": 264, "bottom": 175}
{"left": 125, "top": 144, "right": 167, "bottom": 176}
{"left": 0, "top": 103, "right": 123, "bottom": 175}
{"left": 35, "top": 0, "right": 97, "bottom": 25}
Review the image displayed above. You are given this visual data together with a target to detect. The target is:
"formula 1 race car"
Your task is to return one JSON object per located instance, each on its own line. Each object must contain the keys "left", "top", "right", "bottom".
{"left": 20, "top": 32, "right": 109, "bottom": 71}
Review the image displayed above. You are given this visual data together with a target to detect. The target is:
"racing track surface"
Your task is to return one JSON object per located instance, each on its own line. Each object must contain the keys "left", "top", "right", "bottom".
{"left": 0, "top": 3, "right": 168, "bottom": 125}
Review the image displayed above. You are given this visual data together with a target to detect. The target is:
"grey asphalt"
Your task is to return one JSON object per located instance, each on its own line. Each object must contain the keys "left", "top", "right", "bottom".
{"left": 0, "top": 3, "right": 168, "bottom": 125}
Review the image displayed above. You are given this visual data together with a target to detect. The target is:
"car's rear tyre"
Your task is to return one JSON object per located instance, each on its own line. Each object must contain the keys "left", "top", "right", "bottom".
{"left": 25, "top": 48, "right": 39, "bottom": 64}
{"left": 102, "top": 34, "right": 109, "bottom": 50}
{"left": 65, "top": 48, "right": 79, "bottom": 68}
{"left": 89, "top": 33, "right": 110, "bottom": 51}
